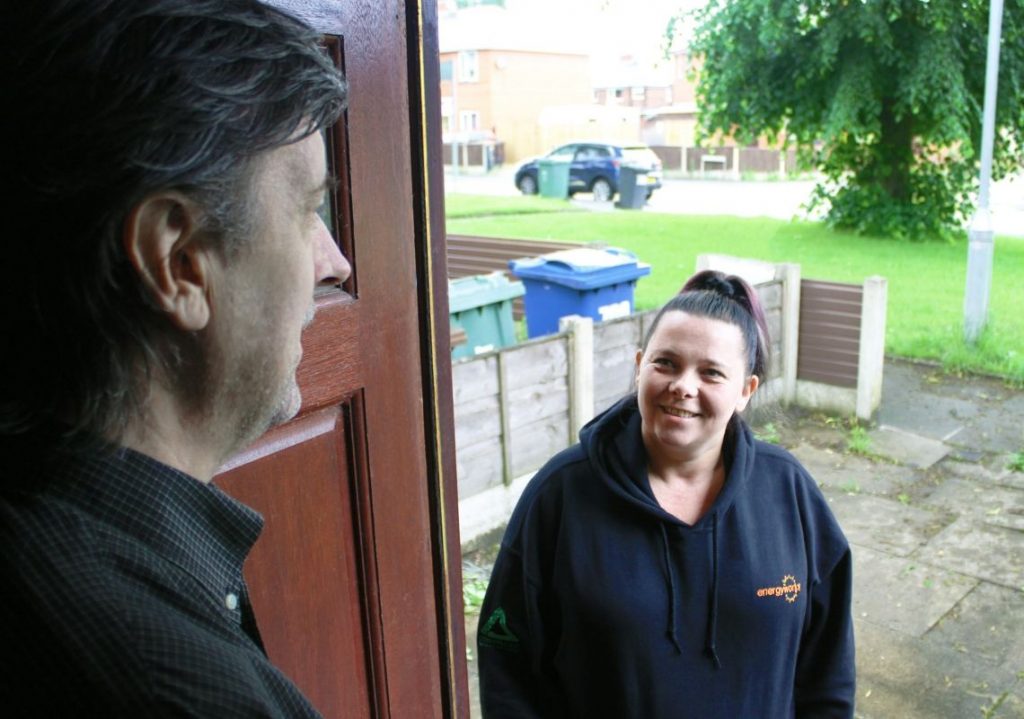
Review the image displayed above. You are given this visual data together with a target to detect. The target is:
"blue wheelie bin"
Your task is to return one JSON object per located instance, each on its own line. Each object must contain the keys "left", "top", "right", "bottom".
{"left": 508, "top": 247, "right": 651, "bottom": 338}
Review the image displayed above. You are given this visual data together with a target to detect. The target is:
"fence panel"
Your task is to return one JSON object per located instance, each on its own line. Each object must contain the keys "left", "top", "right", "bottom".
{"left": 797, "top": 280, "right": 863, "bottom": 388}
{"left": 452, "top": 355, "right": 503, "bottom": 496}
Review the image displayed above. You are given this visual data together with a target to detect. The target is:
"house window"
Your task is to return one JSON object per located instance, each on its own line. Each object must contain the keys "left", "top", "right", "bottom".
{"left": 458, "top": 50, "right": 479, "bottom": 82}
{"left": 441, "top": 97, "right": 453, "bottom": 133}
{"left": 440, "top": 59, "right": 453, "bottom": 82}
{"left": 459, "top": 110, "right": 480, "bottom": 131}
{"left": 632, "top": 86, "right": 645, "bottom": 102}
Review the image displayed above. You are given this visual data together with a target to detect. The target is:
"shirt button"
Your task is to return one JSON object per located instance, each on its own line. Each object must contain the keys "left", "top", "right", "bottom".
{"left": 225, "top": 593, "right": 239, "bottom": 611}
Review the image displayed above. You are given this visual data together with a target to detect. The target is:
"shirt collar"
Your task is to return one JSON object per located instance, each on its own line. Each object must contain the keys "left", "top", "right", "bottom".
{"left": 50, "top": 445, "right": 264, "bottom": 598}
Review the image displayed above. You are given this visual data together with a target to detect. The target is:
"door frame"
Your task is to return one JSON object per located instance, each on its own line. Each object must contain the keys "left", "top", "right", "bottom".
{"left": 404, "top": 2, "right": 468, "bottom": 716}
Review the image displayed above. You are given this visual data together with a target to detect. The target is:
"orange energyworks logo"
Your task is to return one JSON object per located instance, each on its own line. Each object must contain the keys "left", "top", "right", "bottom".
{"left": 756, "top": 575, "right": 802, "bottom": 603}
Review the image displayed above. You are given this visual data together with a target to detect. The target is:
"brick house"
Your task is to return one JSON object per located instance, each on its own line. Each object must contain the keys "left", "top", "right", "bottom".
{"left": 438, "top": 4, "right": 592, "bottom": 163}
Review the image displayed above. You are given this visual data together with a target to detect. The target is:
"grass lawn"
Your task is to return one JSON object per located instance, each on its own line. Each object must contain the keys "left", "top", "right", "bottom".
{"left": 446, "top": 195, "right": 1024, "bottom": 383}
{"left": 445, "top": 193, "right": 586, "bottom": 219}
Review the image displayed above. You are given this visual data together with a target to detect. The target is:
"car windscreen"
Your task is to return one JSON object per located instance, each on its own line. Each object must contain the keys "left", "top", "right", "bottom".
{"left": 621, "top": 147, "right": 659, "bottom": 167}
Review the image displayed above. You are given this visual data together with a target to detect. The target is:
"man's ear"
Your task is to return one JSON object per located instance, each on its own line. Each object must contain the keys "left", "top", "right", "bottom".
{"left": 123, "top": 193, "right": 213, "bottom": 331}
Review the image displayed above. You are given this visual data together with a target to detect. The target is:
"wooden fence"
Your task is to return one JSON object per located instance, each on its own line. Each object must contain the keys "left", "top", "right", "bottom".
{"left": 648, "top": 146, "right": 800, "bottom": 175}
{"left": 442, "top": 141, "right": 505, "bottom": 170}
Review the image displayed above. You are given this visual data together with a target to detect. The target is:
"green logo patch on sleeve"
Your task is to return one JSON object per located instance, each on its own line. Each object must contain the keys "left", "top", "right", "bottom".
{"left": 479, "top": 607, "right": 520, "bottom": 651}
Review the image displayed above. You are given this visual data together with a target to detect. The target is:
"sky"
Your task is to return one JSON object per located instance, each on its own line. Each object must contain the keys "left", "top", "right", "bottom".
{"left": 502, "top": 0, "right": 707, "bottom": 78}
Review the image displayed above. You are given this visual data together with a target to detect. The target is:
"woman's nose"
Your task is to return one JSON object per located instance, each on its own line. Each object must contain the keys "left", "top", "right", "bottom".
{"left": 670, "top": 371, "right": 698, "bottom": 397}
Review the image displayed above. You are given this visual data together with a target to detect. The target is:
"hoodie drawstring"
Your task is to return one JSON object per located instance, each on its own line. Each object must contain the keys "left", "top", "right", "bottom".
{"left": 659, "top": 523, "right": 682, "bottom": 654}
{"left": 661, "top": 518, "right": 721, "bottom": 668}
{"left": 704, "top": 512, "right": 722, "bottom": 669}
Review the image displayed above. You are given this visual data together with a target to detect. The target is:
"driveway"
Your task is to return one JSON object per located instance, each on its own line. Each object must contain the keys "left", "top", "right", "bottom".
{"left": 444, "top": 167, "right": 1024, "bottom": 237}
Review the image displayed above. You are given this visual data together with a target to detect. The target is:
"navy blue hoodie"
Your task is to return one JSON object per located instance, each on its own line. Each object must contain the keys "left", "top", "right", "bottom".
{"left": 477, "top": 397, "right": 855, "bottom": 718}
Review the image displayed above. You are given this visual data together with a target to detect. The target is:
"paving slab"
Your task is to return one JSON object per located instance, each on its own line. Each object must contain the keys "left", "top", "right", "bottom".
{"left": 997, "top": 464, "right": 1024, "bottom": 491}
{"left": 941, "top": 456, "right": 1011, "bottom": 484}
{"left": 825, "top": 491, "right": 952, "bottom": 557}
{"left": 852, "top": 545, "right": 977, "bottom": 637}
{"left": 877, "top": 363, "right": 975, "bottom": 441}
{"left": 791, "top": 444, "right": 917, "bottom": 496}
{"left": 869, "top": 426, "right": 950, "bottom": 469}
{"left": 919, "top": 477, "right": 1024, "bottom": 521}
{"left": 913, "top": 517, "right": 1024, "bottom": 590}
{"left": 854, "top": 618, "right": 1021, "bottom": 719}
{"left": 924, "top": 582, "right": 1024, "bottom": 668}
{"left": 1004, "top": 392, "right": 1024, "bottom": 417}
{"left": 942, "top": 384, "right": 1024, "bottom": 454}
{"left": 987, "top": 513, "right": 1024, "bottom": 533}
{"left": 992, "top": 690, "right": 1024, "bottom": 719}
{"left": 951, "top": 447, "right": 986, "bottom": 462}
{"left": 954, "top": 418, "right": 1024, "bottom": 455}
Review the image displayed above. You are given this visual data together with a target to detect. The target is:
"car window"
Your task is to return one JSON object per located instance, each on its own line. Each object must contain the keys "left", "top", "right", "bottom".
{"left": 593, "top": 146, "right": 612, "bottom": 158}
{"left": 549, "top": 144, "right": 576, "bottom": 160}
{"left": 574, "top": 147, "right": 598, "bottom": 161}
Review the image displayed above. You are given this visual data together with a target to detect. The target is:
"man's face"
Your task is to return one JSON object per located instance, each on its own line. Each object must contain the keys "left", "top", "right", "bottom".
{"left": 205, "top": 132, "right": 350, "bottom": 449}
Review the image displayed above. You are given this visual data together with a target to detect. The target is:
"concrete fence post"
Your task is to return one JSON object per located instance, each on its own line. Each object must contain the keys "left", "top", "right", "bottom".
{"left": 560, "top": 315, "right": 594, "bottom": 440}
{"left": 776, "top": 262, "right": 801, "bottom": 405}
{"left": 856, "top": 276, "right": 888, "bottom": 420}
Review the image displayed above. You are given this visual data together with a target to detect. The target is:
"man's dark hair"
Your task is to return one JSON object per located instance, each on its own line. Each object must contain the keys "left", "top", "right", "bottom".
{"left": 1, "top": 0, "right": 347, "bottom": 444}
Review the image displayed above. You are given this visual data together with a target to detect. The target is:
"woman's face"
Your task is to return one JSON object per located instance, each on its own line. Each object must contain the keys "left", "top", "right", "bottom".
{"left": 635, "top": 311, "right": 758, "bottom": 466}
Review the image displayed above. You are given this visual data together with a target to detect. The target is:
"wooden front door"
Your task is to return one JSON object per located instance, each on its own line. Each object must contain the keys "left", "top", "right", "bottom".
{"left": 216, "top": 1, "right": 466, "bottom": 717}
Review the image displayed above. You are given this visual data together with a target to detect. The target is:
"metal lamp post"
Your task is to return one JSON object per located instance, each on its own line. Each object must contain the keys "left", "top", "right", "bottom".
{"left": 963, "top": 0, "right": 1005, "bottom": 344}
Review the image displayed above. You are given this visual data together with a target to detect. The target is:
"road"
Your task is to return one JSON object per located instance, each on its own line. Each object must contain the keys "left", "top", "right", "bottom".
{"left": 444, "top": 166, "right": 1024, "bottom": 237}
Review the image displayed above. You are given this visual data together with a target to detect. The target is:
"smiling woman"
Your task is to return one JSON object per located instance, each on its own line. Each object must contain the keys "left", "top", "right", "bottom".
{"left": 477, "top": 269, "right": 856, "bottom": 718}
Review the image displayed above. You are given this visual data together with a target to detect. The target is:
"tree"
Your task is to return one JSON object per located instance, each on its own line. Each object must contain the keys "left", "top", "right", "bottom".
{"left": 680, "top": 0, "right": 1024, "bottom": 239}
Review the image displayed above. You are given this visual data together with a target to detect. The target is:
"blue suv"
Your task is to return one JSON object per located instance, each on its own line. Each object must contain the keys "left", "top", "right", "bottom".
{"left": 514, "top": 142, "right": 663, "bottom": 202}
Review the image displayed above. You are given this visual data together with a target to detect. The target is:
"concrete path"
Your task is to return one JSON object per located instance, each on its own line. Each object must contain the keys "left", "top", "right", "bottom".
{"left": 815, "top": 360, "right": 1024, "bottom": 718}
{"left": 462, "top": 359, "right": 1024, "bottom": 717}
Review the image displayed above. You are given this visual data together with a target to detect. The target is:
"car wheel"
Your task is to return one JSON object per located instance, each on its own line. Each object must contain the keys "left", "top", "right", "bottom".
{"left": 591, "top": 178, "right": 613, "bottom": 202}
{"left": 518, "top": 174, "right": 538, "bottom": 195}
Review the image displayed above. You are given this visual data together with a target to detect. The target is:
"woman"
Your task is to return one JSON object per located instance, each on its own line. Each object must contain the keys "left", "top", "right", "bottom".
{"left": 477, "top": 270, "right": 855, "bottom": 718}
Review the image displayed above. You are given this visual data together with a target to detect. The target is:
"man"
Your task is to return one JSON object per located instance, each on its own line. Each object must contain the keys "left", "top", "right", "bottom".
{"left": 1, "top": 1, "right": 349, "bottom": 715}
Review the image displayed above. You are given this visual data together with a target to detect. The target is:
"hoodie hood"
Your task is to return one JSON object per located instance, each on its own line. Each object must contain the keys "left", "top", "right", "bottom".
{"left": 578, "top": 395, "right": 758, "bottom": 665}
{"left": 578, "top": 395, "right": 756, "bottom": 526}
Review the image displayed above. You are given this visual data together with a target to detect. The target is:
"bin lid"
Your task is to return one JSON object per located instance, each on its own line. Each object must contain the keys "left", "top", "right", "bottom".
{"left": 448, "top": 272, "right": 525, "bottom": 313}
{"left": 508, "top": 247, "right": 651, "bottom": 290}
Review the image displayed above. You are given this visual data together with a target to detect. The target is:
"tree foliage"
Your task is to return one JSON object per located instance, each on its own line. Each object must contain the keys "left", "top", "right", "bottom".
{"left": 683, "top": 0, "right": 1024, "bottom": 239}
